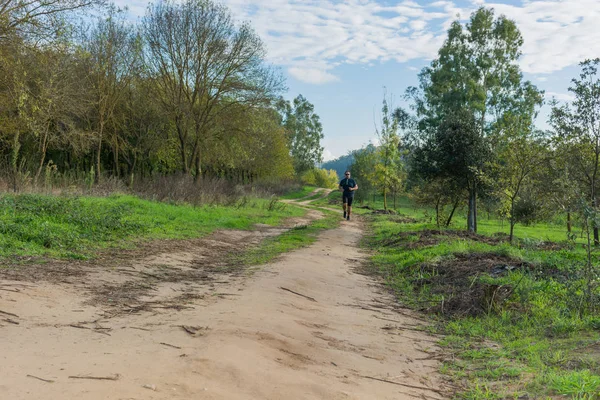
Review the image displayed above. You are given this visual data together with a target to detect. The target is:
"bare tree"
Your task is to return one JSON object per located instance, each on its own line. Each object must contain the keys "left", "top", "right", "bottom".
{"left": 143, "top": 0, "right": 284, "bottom": 176}
{"left": 0, "top": 0, "right": 102, "bottom": 41}
{"left": 83, "top": 7, "right": 141, "bottom": 181}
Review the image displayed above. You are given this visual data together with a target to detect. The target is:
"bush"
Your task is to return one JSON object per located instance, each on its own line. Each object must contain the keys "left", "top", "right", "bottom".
{"left": 301, "top": 168, "right": 338, "bottom": 188}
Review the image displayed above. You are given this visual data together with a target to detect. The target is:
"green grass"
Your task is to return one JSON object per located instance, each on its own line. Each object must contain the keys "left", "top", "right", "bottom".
{"left": 239, "top": 210, "right": 340, "bottom": 266}
{"left": 363, "top": 203, "right": 600, "bottom": 399}
{"left": 353, "top": 192, "right": 583, "bottom": 244}
{"left": 300, "top": 190, "right": 330, "bottom": 202}
{"left": 0, "top": 193, "right": 305, "bottom": 260}
{"left": 279, "top": 185, "right": 317, "bottom": 200}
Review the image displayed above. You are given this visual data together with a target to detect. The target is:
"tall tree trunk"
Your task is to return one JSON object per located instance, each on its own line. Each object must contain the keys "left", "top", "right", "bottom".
{"left": 383, "top": 187, "right": 388, "bottom": 210}
{"left": 594, "top": 195, "right": 599, "bottom": 246}
{"left": 11, "top": 132, "right": 21, "bottom": 193}
{"left": 510, "top": 221, "right": 516, "bottom": 244}
{"left": 509, "top": 196, "right": 516, "bottom": 243}
{"left": 445, "top": 198, "right": 460, "bottom": 227}
{"left": 130, "top": 153, "right": 137, "bottom": 188}
{"left": 194, "top": 151, "right": 201, "bottom": 183}
{"left": 435, "top": 197, "right": 441, "bottom": 228}
{"left": 468, "top": 185, "right": 476, "bottom": 233}
{"left": 567, "top": 212, "right": 572, "bottom": 233}
{"left": 176, "top": 122, "right": 188, "bottom": 174}
{"left": 113, "top": 137, "right": 120, "bottom": 178}
{"left": 96, "top": 122, "right": 104, "bottom": 184}
{"left": 474, "top": 181, "right": 478, "bottom": 233}
{"left": 34, "top": 130, "right": 49, "bottom": 186}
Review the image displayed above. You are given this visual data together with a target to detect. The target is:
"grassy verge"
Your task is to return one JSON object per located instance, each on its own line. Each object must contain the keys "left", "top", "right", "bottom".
{"left": 0, "top": 193, "right": 305, "bottom": 260}
{"left": 300, "top": 189, "right": 332, "bottom": 203}
{"left": 365, "top": 210, "right": 600, "bottom": 399}
{"left": 310, "top": 189, "right": 337, "bottom": 206}
{"left": 240, "top": 209, "right": 340, "bottom": 266}
{"left": 279, "top": 185, "right": 318, "bottom": 200}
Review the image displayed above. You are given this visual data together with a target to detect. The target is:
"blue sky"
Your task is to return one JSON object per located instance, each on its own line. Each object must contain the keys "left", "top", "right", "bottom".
{"left": 115, "top": 0, "right": 599, "bottom": 161}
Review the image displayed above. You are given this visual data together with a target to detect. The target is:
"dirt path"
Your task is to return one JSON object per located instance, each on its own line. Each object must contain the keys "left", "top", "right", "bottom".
{"left": 0, "top": 210, "right": 450, "bottom": 399}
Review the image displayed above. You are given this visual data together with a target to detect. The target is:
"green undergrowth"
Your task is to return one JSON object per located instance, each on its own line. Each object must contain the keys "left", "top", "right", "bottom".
{"left": 309, "top": 189, "right": 339, "bottom": 207}
{"left": 0, "top": 193, "right": 305, "bottom": 260}
{"left": 239, "top": 209, "right": 340, "bottom": 266}
{"left": 301, "top": 189, "right": 330, "bottom": 202}
{"left": 365, "top": 211, "right": 600, "bottom": 399}
{"left": 279, "top": 185, "right": 317, "bottom": 200}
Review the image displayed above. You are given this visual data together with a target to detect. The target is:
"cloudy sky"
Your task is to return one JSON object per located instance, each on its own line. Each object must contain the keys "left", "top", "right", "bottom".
{"left": 115, "top": 0, "right": 600, "bottom": 161}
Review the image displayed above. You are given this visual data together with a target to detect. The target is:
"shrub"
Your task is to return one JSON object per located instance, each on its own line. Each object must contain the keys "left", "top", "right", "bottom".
{"left": 301, "top": 168, "right": 338, "bottom": 188}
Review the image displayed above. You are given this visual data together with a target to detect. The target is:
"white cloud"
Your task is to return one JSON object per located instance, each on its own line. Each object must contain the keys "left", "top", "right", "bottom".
{"left": 322, "top": 149, "right": 335, "bottom": 162}
{"left": 481, "top": 0, "right": 600, "bottom": 74}
{"left": 545, "top": 91, "right": 576, "bottom": 102}
{"left": 113, "top": 0, "right": 600, "bottom": 83}
{"left": 288, "top": 67, "right": 340, "bottom": 84}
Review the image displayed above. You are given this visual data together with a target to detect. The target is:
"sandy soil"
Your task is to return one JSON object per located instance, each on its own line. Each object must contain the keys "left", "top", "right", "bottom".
{"left": 0, "top": 210, "right": 451, "bottom": 399}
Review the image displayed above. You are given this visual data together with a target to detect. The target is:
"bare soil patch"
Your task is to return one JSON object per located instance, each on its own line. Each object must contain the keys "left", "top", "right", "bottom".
{"left": 416, "top": 253, "right": 532, "bottom": 317}
{"left": 0, "top": 209, "right": 322, "bottom": 314}
{"left": 0, "top": 205, "right": 450, "bottom": 400}
{"left": 382, "top": 229, "right": 507, "bottom": 249}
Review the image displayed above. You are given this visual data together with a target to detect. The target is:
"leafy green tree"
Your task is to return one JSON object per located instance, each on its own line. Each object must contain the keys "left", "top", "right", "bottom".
{"left": 413, "top": 110, "right": 491, "bottom": 230}
{"left": 348, "top": 144, "right": 378, "bottom": 204}
{"left": 278, "top": 94, "right": 324, "bottom": 175}
{"left": 409, "top": 177, "right": 464, "bottom": 228}
{"left": 301, "top": 168, "right": 338, "bottom": 188}
{"left": 494, "top": 131, "right": 546, "bottom": 242}
{"left": 374, "top": 94, "right": 401, "bottom": 210}
{"left": 492, "top": 81, "right": 545, "bottom": 242}
{"left": 550, "top": 59, "right": 600, "bottom": 245}
{"left": 540, "top": 144, "right": 580, "bottom": 234}
{"left": 407, "top": 7, "right": 542, "bottom": 232}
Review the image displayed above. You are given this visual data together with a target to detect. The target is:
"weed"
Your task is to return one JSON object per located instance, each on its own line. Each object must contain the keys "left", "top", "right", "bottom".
{"left": 362, "top": 206, "right": 600, "bottom": 399}
{"left": 0, "top": 193, "right": 305, "bottom": 259}
{"left": 239, "top": 211, "right": 339, "bottom": 266}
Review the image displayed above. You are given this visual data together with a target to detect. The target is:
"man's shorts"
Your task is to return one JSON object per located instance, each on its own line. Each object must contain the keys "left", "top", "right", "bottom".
{"left": 342, "top": 194, "right": 354, "bottom": 207}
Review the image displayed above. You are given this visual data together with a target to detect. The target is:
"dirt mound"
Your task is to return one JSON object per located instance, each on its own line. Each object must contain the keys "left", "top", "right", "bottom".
{"left": 383, "top": 229, "right": 507, "bottom": 249}
{"left": 390, "top": 215, "right": 419, "bottom": 224}
{"left": 417, "top": 253, "right": 532, "bottom": 317}
{"left": 370, "top": 209, "right": 397, "bottom": 215}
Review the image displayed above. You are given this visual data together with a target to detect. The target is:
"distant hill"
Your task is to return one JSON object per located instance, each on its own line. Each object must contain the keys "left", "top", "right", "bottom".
{"left": 321, "top": 153, "right": 355, "bottom": 180}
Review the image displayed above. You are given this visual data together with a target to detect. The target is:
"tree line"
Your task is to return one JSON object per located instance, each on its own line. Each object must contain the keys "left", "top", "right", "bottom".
{"left": 350, "top": 7, "right": 600, "bottom": 244}
{"left": 0, "top": 0, "right": 325, "bottom": 190}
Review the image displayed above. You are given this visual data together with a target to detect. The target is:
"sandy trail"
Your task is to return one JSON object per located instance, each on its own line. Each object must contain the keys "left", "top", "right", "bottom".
{"left": 0, "top": 214, "right": 449, "bottom": 399}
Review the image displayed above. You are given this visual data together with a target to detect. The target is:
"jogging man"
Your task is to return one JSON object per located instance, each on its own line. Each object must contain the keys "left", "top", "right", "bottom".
{"left": 339, "top": 170, "right": 358, "bottom": 221}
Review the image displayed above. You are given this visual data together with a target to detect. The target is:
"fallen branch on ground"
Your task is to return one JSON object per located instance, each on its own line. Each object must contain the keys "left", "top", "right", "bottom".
{"left": 279, "top": 287, "right": 317, "bottom": 302}
{"left": 129, "top": 326, "right": 151, "bottom": 331}
{"left": 0, "top": 310, "right": 19, "bottom": 318}
{"left": 160, "top": 342, "right": 181, "bottom": 349}
{"left": 27, "top": 374, "right": 55, "bottom": 383}
{"left": 68, "top": 324, "right": 90, "bottom": 330}
{"left": 68, "top": 374, "right": 120, "bottom": 381}
{"left": 359, "top": 375, "right": 445, "bottom": 395}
